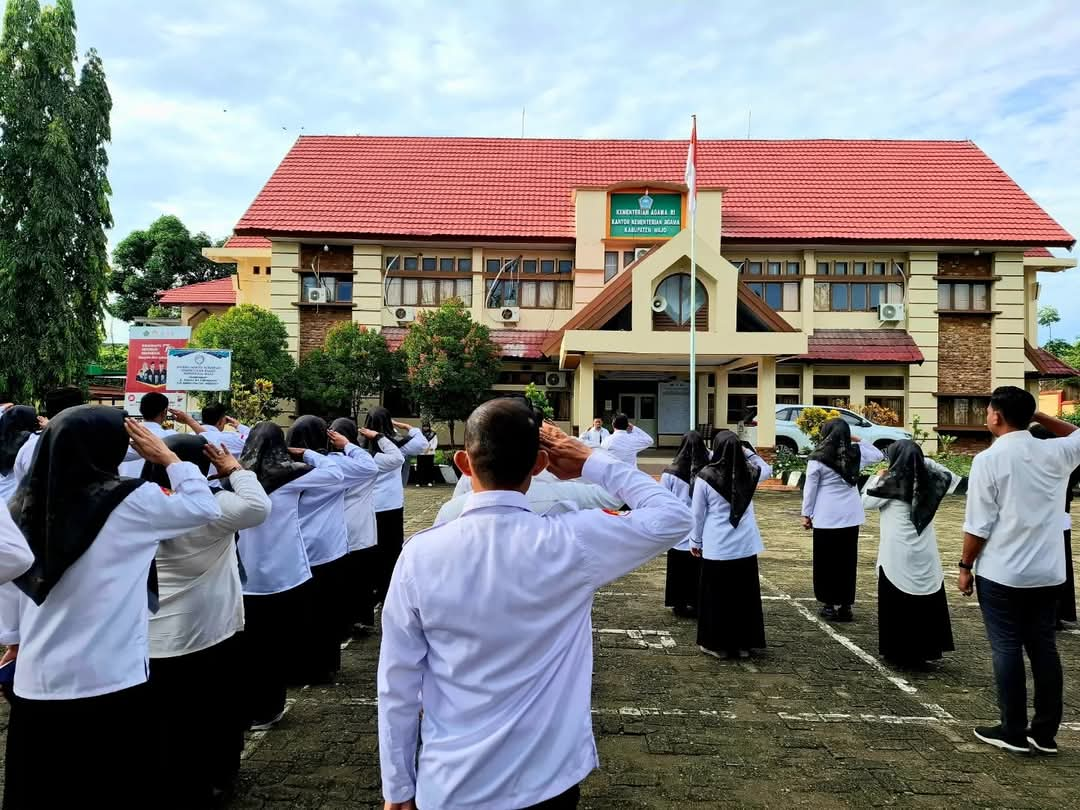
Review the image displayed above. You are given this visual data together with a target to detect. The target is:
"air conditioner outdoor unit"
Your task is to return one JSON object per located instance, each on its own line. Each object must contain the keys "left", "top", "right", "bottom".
{"left": 500, "top": 307, "right": 520, "bottom": 323}
{"left": 394, "top": 306, "right": 416, "bottom": 323}
{"left": 634, "top": 247, "right": 651, "bottom": 261}
{"left": 878, "top": 302, "right": 905, "bottom": 322}
{"left": 545, "top": 372, "right": 569, "bottom": 389}
{"left": 305, "top": 287, "right": 326, "bottom": 304}
{"left": 650, "top": 295, "right": 668, "bottom": 313}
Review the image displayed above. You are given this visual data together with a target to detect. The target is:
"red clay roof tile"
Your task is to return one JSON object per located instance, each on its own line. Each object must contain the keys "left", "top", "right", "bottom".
{"left": 1025, "top": 341, "right": 1079, "bottom": 378}
{"left": 223, "top": 235, "right": 271, "bottom": 248}
{"left": 380, "top": 327, "right": 558, "bottom": 360}
{"left": 157, "top": 277, "right": 237, "bottom": 305}
{"left": 798, "top": 329, "right": 923, "bottom": 364}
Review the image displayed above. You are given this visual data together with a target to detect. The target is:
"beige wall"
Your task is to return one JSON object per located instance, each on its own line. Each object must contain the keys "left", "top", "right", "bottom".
{"left": 269, "top": 241, "right": 301, "bottom": 357}
{"left": 992, "top": 252, "right": 1026, "bottom": 389}
{"left": 234, "top": 258, "right": 272, "bottom": 309}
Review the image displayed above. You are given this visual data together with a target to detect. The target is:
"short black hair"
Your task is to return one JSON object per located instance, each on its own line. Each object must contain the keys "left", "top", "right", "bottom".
{"left": 989, "top": 386, "right": 1036, "bottom": 430}
{"left": 201, "top": 403, "right": 227, "bottom": 426}
{"left": 612, "top": 413, "right": 630, "bottom": 430}
{"left": 464, "top": 398, "right": 540, "bottom": 489}
{"left": 139, "top": 392, "right": 170, "bottom": 421}
{"left": 43, "top": 386, "right": 85, "bottom": 419}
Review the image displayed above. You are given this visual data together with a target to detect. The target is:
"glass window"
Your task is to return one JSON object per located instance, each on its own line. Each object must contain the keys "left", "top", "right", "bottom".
{"left": 521, "top": 259, "right": 536, "bottom": 274}
{"left": 385, "top": 255, "right": 400, "bottom": 271}
{"left": 954, "top": 284, "right": 970, "bottom": 310}
{"left": 869, "top": 283, "right": 885, "bottom": 309}
{"left": 440, "top": 278, "right": 458, "bottom": 302}
{"left": 866, "top": 375, "right": 905, "bottom": 390}
{"left": 730, "top": 260, "right": 745, "bottom": 272}
{"left": 654, "top": 274, "right": 707, "bottom": 326}
{"left": 458, "top": 258, "right": 472, "bottom": 273}
{"left": 867, "top": 396, "right": 904, "bottom": 423}
{"left": 839, "top": 411, "right": 863, "bottom": 426}
{"left": 850, "top": 283, "right": 867, "bottom": 311}
{"left": 420, "top": 279, "right": 437, "bottom": 306}
{"left": 748, "top": 261, "right": 763, "bottom": 275}
{"left": 728, "top": 373, "right": 757, "bottom": 388}
{"left": 540, "top": 259, "right": 555, "bottom": 275}
{"left": 555, "top": 281, "right": 573, "bottom": 309}
{"left": 337, "top": 280, "right": 353, "bottom": 302}
{"left": 768, "top": 261, "right": 782, "bottom": 276}
{"left": 439, "top": 258, "right": 455, "bottom": 272}
{"left": 834, "top": 261, "right": 848, "bottom": 275}
{"left": 457, "top": 278, "right": 472, "bottom": 302}
{"left": 404, "top": 256, "right": 419, "bottom": 271}
{"left": 253, "top": 266, "right": 260, "bottom": 275}
{"left": 817, "top": 261, "right": 830, "bottom": 275}
{"left": 782, "top": 282, "right": 799, "bottom": 311}
{"left": 814, "top": 282, "right": 830, "bottom": 311}
{"left": 558, "top": 259, "right": 573, "bottom": 274}
{"left": 727, "top": 393, "right": 756, "bottom": 424}
{"left": 385, "top": 277, "right": 402, "bottom": 306}
{"left": 938, "top": 284, "right": 951, "bottom": 309}
{"left": 814, "top": 395, "right": 850, "bottom": 408}
{"left": 486, "top": 258, "right": 501, "bottom": 274}
{"left": 748, "top": 282, "right": 764, "bottom": 298}
{"left": 872, "top": 261, "right": 886, "bottom": 276}
{"left": 519, "top": 281, "right": 537, "bottom": 308}
{"left": 422, "top": 257, "right": 437, "bottom": 272}
{"left": 831, "top": 283, "right": 849, "bottom": 310}
{"left": 764, "top": 283, "right": 782, "bottom": 310}
{"left": 887, "top": 283, "right": 903, "bottom": 304}
{"left": 623, "top": 251, "right": 636, "bottom": 268}
{"left": 604, "top": 251, "right": 619, "bottom": 282}
{"left": 894, "top": 262, "right": 904, "bottom": 276}
{"left": 853, "top": 262, "right": 866, "bottom": 276}
{"left": 776, "top": 374, "right": 801, "bottom": 389}
{"left": 537, "top": 281, "right": 556, "bottom": 308}
{"left": 640, "top": 396, "right": 657, "bottom": 420}
{"left": 402, "top": 278, "right": 418, "bottom": 305}
{"left": 973, "top": 283, "right": 988, "bottom": 310}
{"left": 814, "top": 374, "right": 850, "bottom": 389}
{"left": 786, "top": 261, "right": 801, "bottom": 275}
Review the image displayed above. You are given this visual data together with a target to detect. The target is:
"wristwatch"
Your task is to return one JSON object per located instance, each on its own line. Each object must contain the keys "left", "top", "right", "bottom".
{"left": 957, "top": 560, "right": 973, "bottom": 571}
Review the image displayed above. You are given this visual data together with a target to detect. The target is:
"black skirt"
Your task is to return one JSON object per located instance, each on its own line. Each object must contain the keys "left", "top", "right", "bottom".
{"left": 375, "top": 507, "right": 406, "bottom": 604}
{"left": 149, "top": 635, "right": 245, "bottom": 808}
{"left": 697, "top": 555, "right": 766, "bottom": 654}
{"left": 241, "top": 579, "right": 314, "bottom": 723}
{"left": 1059, "top": 530, "right": 1077, "bottom": 623}
{"left": 302, "top": 555, "right": 350, "bottom": 680}
{"left": 813, "top": 526, "right": 860, "bottom": 607}
{"left": 345, "top": 545, "right": 380, "bottom": 628}
{"left": 664, "top": 548, "right": 701, "bottom": 615}
{"left": 877, "top": 567, "right": 955, "bottom": 664}
{"left": 4, "top": 683, "right": 153, "bottom": 810}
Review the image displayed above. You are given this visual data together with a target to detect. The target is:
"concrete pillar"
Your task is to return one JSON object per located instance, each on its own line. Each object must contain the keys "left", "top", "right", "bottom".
{"left": 756, "top": 356, "right": 777, "bottom": 448}
{"left": 574, "top": 356, "right": 595, "bottom": 435}
{"left": 471, "top": 247, "right": 485, "bottom": 317}
{"left": 801, "top": 363, "right": 814, "bottom": 404}
{"left": 850, "top": 368, "right": 867, "bottom": 412}
{"left": 714, "top": 367, "right": 729, "bottom": 428}
{"left": 802, "top": 249, "right": 816, "bottom": 334}
{"left": 696, "top": 373, "right": 710, "bottom": 429}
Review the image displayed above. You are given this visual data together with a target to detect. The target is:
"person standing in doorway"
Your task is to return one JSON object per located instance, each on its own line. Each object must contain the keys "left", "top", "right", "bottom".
{"left": 801, "top": 418, "right": 884, "bottom": 622}
{"left": 581, "top": 418, "right": 610, "bottom": 450}
{"left": 960, "top": 387, "right": 1080, "bottom": 755}
{"left": 601, "top": 413, "right": 654, "bottom": 467}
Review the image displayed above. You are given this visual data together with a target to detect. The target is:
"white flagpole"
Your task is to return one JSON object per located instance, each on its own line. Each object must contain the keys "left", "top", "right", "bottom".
{"left": 688, "top": 115, "right": 697, "bottom": 433}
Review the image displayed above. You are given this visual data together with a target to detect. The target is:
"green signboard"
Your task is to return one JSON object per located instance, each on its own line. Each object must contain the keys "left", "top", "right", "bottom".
{"left": 609, "top": 192, "right": 682, "bottom": 238}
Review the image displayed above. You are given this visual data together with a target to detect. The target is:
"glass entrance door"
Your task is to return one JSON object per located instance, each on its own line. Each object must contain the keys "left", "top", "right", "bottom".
{"left": 616, "top": 394, "right": 658, "bottom": 448}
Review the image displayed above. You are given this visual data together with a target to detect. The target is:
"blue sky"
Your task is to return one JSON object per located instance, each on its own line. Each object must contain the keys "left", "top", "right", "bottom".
{"left": 73, "top": 0, "right": 1080, "bottom": 343}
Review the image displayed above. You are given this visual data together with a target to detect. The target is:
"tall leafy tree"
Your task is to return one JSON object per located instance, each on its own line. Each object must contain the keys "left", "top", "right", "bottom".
{"left": 109, "top": 215, "right": 233, "bottom": 321}
{"left": 0, "top": 0, "right": 112, "bottom": 400}
{"left": 191, "top": 304, "right": 296, "bottom": 397}
{"left": 297, "top": 324, "right": 404, "bottom": 419}
{"left": 400, "top": 300, "right": 501, "bottom": 446}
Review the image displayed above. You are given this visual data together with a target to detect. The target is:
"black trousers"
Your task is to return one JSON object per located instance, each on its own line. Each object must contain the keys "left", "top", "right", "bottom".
{"left": 976, "top": 575, "right": 1063, "bottom": 740}
{"left": 416, "top": 454, "right": 437, "bottom": 485}
{"left": 149, "top": 635, "right": 245, "bottom": 809}
{"left": 345, "top": 546, "right": 380, "bottom": 627}
{"left": 520, "top": 784, "right": 580, "bottom": 810}
{"left": 4, "top": 683, "right": 153, "bottom": 810}
{"left": 813, "top": 525, "right": 860, "bottom": 607}
{"left": 1059, "top": 529, "right": 1076, "bottom": 623}
{"left": 304, "top": 555, "right": 349, "bottom": 679}
{"left": 242, "top": 580, "right": 313, "bottom": 723}
{"left": 375, "top": 507, "right": 406, "bottom": 604}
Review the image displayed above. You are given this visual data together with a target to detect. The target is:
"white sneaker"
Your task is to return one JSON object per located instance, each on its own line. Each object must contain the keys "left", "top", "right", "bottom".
{"left": 249, "top": 710, "right": 285, "bottom": 731}
{"left": 699, "top": 645, "right": 723, "bottom": 660}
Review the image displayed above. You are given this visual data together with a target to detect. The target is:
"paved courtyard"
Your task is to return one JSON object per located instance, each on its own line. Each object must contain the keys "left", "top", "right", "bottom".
{"left": 6, "top": 487, "right": 1079, "bottom": 809}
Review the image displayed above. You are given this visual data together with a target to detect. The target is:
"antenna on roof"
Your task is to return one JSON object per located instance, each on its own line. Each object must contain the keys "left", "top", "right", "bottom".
{"left": 521, "top": 107, "right": 526, "bottom": 138}
{"left": 746, "top": 108, "right": 752, "bottom": 139}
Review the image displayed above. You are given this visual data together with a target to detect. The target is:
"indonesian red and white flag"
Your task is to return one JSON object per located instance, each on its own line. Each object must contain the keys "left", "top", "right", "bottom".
{"left": 685, "top": 115, "right": 697, "bottom": 216}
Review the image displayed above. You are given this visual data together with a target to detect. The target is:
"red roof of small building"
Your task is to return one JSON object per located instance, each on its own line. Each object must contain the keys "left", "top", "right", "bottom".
{"left": 157, "top": 277, "right": 237, "bottom": 305}
{"left": 798, "top": 329, "right": 924, "bottom": 364}
{"left": 380, "top": 327, "right": 558, "bottom": 360}
{"left": 233, "top": 137, "right": 1074, "bottom": 247}
{"left": 1024, "top": 247, "right": 1053, "bottom": 257}
{"left": 1025, "top": 341, "right": 1079, "bottom": 378}
{"left": 223, "top": 235, "right": 271, "bottom": 248}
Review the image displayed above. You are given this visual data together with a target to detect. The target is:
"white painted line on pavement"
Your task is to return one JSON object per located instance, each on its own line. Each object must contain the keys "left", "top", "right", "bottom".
{"left": 595, "top": 591, "right": 648, "bottom": 597}
{"left": 778, "top": 710, "right": 957, "bottom": 726}
{"left": 759, "top": 575, "right": 918, "bottom": 695}
{"left": 593, "top": 706, "right": 738, "bottom": 720}
{"left": 241, "top": 696, "right": 299, "bottom": 760}
{"left": 595, "top": 628, "right": 677, "bottom": 648}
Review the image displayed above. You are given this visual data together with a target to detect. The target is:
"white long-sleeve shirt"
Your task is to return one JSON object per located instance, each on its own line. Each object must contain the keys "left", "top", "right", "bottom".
{"left": 862, "top": 460, "right": 959, "bottom": 596}
{"left": 150, "top": 469, "right": 271, "bottom": 658}
{"left": 581, "top": 427, "right": 610, "bottom": 449}
{"left": 200, "top": 423, "right": 249, "bottom": 456}
{"left": 0, "top": 507, "right": 33, "bottom": 585}
{"left": 964, "top": 428, "right": 1080, "bottom": 588}
{"left": 659, "top": 473, "right": 694, "bottom": 551}
{"left": 377, "top": 427, "right": 426, "bottom": 512}
{"left": 600, "top": 428, "right": 654, "bottom": 466}
{"left": 299, "top": 444, "right": 377, "bottom": 567}
{"left": 434, "top": 476, "right": 622, "bottom": 526}
{"left": 8, "top": 462, "right": 222, "bottom": 700}
{"left": 800, "top": 443, "right": 885, "bottom": 529}
{"left": 377, "top": 452, "right": 692, "bottom": 809}
{"left": 690, "top": 451, "right": 773, "bottom": 560}
{"left": 236, "top": 451, "right": 343, "bottom": 596}
{"left": 118, "top": 421, "right": 176, "bottom": 478}
{"left": 343, "top": 438, "right": 404, "bottom": 552}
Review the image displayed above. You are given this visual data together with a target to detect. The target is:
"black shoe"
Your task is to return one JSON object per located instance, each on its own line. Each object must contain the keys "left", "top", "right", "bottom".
{"left": 973, "top": 725, "right": 1030, "bottom": 754}
{"left": 819, "top": 605, "right": 837, "bottom": 620}
{"left": 1026, "top": 730, "right": 1059, "bottom": 755}
{"left": 835, "top": 605, "right": 854, "bottom": 622}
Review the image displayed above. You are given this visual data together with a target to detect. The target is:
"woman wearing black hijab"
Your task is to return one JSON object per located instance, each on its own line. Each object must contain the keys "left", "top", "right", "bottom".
{"left": 0, "top": 405, "right": 38, "bottom": 502}
{"left": 234, "top": 421, "right": 345, "bottom": 727}
{"left": 691, "top": 430, "right": 773, "bottom": 659}
{"left": 362, "top": 407, "right": 427, "bottom": 603}
{"left": 660, "top": 431, "right": 710, "bottom": 617}
{"left": 863, "top": 440, "right": 959, "bottom": 666}
{"left": 2, "top": 406, "right": 221, "bottom": 810}
{"left": 800, "top": 418, "right": 884, "bottom": 622}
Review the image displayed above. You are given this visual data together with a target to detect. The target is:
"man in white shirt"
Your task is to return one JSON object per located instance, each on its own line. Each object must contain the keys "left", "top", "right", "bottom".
{"left": 600, "top": 413, "right": 654, "bottom": 466}
{"left": 196, "top": 402, "right": 250, "bottom": 456}
{"left": 119, "top": 393, "right": 176, "bottom": 477}
{"left": 580, "top": 417, "right": 610, "bottom": 449}
{"left": 959, "top": 386, "right": 1080, "bottom": 756}
{"left": 378, "top": 399, "right": 692, "bottom": 810}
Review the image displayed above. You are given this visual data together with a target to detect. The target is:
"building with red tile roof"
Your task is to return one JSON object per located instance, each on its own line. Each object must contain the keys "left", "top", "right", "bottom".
{"left": 203, "top": 135, "right": 1076, "bottom": 451}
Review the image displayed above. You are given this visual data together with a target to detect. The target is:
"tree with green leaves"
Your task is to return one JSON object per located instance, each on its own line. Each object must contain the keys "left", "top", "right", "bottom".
{"left": 296, "top": 347, "right": 348, "bottom": 416}
{"left": 400, "top": 300, "right": 501, "bottom": 446}
{"left": 191, "top": 304, "right": 296, "bottom": 398}
{"left": 1039, "top": 305, "right": 1061, "bottom": 340}
{"left": 324, "top": 323, "right": 402, "bottom": 418}
{"left": 109, "top": 214, "right": 233, "bottom": 321}
{"left": 0, "top": 0, "right": 112, "bottom": 400}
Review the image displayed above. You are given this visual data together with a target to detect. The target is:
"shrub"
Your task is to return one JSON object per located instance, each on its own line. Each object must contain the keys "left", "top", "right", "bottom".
{"left": 524, "top": 382, "right": 554, "bottom": 419}
{"left": 772, "top": 446, "right": 806, "bottom": 477}
{"left": 795, "top": 407, "right": 841, "bottom": 443}
{"left": 230, "top": 379, "right": 278, "bottom": 424}
{"left": 857, "top": 401, "right": 901, "bottom": 427}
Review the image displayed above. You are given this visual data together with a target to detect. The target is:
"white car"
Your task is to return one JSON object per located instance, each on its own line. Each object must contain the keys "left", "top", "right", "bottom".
{"left": 737, "top": 404, "right": 912, "bottom": 453}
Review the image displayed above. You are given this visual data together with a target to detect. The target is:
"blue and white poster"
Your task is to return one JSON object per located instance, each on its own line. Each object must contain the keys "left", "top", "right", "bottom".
{"left": 166, "top": 348, "right": 232, "bottom": 391}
